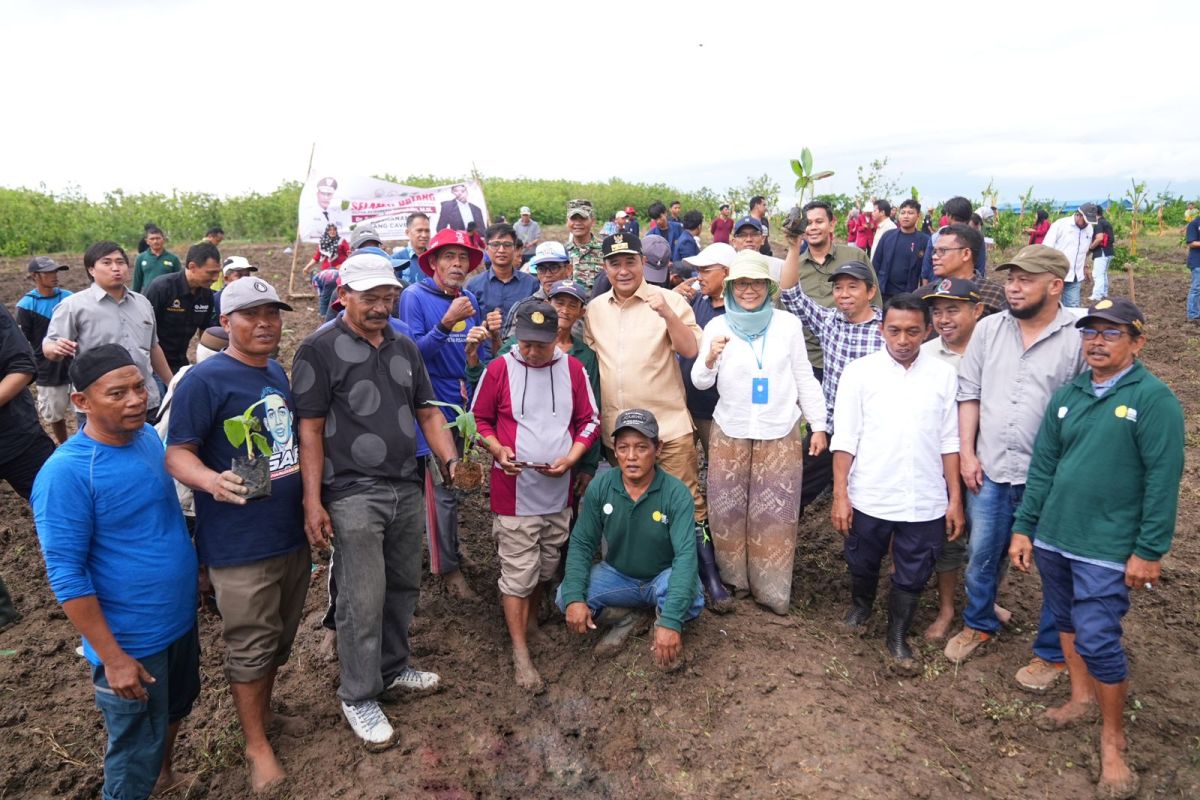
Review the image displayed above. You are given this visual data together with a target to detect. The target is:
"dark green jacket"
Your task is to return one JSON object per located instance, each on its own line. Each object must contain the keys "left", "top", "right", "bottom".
{"left": 1013, "top": 361, "right": 1184, "bottom": 562}
{"left": 132, "top": 249, "right": 181, "bottom": 293}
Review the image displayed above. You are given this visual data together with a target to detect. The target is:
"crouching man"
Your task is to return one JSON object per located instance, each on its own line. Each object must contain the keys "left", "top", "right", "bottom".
{"left": 556, "top": 409, "right": 704, "bottom": 670}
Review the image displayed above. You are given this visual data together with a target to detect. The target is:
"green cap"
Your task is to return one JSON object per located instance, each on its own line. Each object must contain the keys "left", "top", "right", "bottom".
{"left": 995, "top": 244, "right": 1069, "bottom": 279}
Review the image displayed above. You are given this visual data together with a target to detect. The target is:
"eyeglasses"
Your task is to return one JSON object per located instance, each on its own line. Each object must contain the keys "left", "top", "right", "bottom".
{"left": 932, "top": 246, "right": 966, "bottom": 257}
{"left": 732, "top": 280, "right": 767, "bottom": 293}
{"left": 487, "top": 241, "right": 516, "bottom": 249}
{"left": 1080, "top": 328, "right": 1127, "bottom": 342}
{"left": 733, "top": 232, "right": 762, "bottom": 239}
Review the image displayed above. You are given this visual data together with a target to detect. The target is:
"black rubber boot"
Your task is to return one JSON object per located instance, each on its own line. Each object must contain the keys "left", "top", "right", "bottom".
{"left": 842, "top": 574, "right": 877, "bottom": 628}
{"left": 695, "top": 520, "right": 733, "bottom": 614}
{"left": 886, "top": 586, "right": 922, "bottom": 671}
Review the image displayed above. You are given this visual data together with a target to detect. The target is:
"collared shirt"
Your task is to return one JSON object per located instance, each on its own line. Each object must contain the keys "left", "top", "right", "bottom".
{"left": 584, "top": 280, "right": 701, "bottom": 445}
{"left": 132, "top": 248, "right": 181, "bottom": 293}
{"left": 956, "top": 306, "right": 1086, "bottom": 484}
{"left": 920, "top": 336, "right": 963, "bottom": 370}
{"left": 291, "top": 316, "right": 438, "bottom": 501}
{"left": 793, "top": 243, "right": 880, "bottom": 368}
{"left": 1042, "top": 216, "right": 1094, "bottom": 282}
{"left": 46, "top": 283, "right": 162, "bottom": 408}
{"left": 513, "top": 220, "right": 541, "bottom": 255}
{"left": 1091, "top": 362, "right": 1134, "bottom": 397}
{"left": 831, "top": 349, "right": 960, "bottom": 522}
{"left": 464, "top": 267, "right": 539, "bottom": 322}
{"left": 779, "top": 283, "right": 883, "bottom": 431}
{"left": 143, "top": 270, "right": 217, "bottom": 373}
{"left": 566, "top": 234, "right": 606, "bottom": 290}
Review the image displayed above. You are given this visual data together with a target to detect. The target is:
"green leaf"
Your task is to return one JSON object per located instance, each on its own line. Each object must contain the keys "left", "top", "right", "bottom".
{"left": 795, "top": 178, "right": 805, "bottom": 192}
{"left": 250, "top": 433, "right": 272, "bottom": 459}
{"left": 224, "top": 418, "right": 246, "bottom": 448}
{"left": 801, "top": 147, "right": 813, "bottom": 175}
{"left": 790, "top": 159, "right": 803, "bottom": 177}
{"left": 811, "top": 170, "right": 835, "bottom": 181}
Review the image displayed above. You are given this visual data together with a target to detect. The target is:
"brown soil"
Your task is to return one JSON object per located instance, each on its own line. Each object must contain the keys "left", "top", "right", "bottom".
{"left": 1, "top": 239, "right": 1198, "bottom": 799}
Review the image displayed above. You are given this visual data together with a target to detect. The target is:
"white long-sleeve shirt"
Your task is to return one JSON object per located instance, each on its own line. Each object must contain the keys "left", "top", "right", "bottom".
{"left": 1042, "top": 216, "right": 1093, "bottom": 282}
{"left": 691, "top": 312, "right": 827, "bottom": 440}
{"left": 830, "top": 348, "right": 959, "bottom": 522}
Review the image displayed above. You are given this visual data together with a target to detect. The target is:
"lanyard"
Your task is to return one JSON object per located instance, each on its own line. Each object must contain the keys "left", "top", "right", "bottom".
{"left": 748, "top": 330, "right": 767, "bottom": 371}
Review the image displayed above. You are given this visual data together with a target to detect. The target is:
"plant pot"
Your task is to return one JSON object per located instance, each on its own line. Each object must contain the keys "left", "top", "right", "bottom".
{"left": 231, "top": 455, "right": 272, "bottom": 501}
{"left": 451, "top": 458, "right": 485, "bottom": 492}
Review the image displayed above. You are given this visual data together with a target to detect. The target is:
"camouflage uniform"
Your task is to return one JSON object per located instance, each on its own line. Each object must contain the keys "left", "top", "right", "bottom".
{"left": 566, "top": 235, "right": 605, "bottom": 291}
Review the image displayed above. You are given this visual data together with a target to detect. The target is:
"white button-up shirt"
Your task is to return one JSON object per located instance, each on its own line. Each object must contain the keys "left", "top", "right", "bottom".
{"left": 1042, "top": 216, "right": 1093, "bottom": 282}
{"left": 831, "top": 348, "right": 959, "bottom": 522}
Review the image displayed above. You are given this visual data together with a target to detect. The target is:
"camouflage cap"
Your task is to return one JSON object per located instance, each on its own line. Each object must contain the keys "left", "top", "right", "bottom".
{"left": 567, "top": 199, "right": 594, "bottom": 220}
{"left": 995, "top": 244, "right": 1069, "bottom": 279}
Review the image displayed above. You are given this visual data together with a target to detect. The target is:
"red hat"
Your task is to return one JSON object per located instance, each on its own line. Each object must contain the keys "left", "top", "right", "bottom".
{"left": 418, "top": 228, "right": 485, "bottom": 276}
{"left": 624, "top": 206, "right": 636, "bottom": 216}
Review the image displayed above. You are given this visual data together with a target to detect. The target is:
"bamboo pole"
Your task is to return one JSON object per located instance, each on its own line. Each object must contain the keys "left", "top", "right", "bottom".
{"left": 287, "top": 143, "right": 317, "bottom": 299}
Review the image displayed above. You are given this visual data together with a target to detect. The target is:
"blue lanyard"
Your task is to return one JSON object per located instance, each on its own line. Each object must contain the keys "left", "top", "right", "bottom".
{"left": 748, "top": 329, "right": 767, "bottom": 371}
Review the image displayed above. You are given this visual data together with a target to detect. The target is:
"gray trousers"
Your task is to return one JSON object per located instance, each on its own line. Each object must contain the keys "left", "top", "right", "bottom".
{"left": 424, "top": 445, "right": 463, "bottom": 575}
{"left": 327, "top": 479, "right": 423, "bottom": 704}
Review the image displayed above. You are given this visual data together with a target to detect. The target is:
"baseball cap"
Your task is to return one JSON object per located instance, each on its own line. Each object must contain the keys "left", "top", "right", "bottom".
{"left": 624, "top": 206, "right": 636, "bottom": 216}
{"left": 350, "top": 225, "right": 383, "bottom": 249}
{"left": 601, "top": 232, "right": 643, "bottom": 259}
{"left": 340, "top": 253, "right": 403, "bottom": 292}
{"left": 529, "top": 240, "right": 570, "bottom": 268}
{"left": 672, "top": 263, "right": 696, "bottom": 279}
{"left": 917, "top": 277, "right": 981, "bottom": 303}
{"left": 1077, "top": 203, "right": 1099, "bottom": 224}
{"left": 615, "top": 210, "right": 628, "bottom": 219}
{"left": 995, "top": 244, "right": 1069, "bottom": 278}
{"left": 733, "top": 216, "right": 764, "bottom": 234}
{"left": 1075, "top": 297, "right": 1145, "bottom": 334}
{"left": 221, "top": 255, "right": 257, "bottom": 276}
{"left": 613, "top": 408, "right": 659, "bottom": 441}
{"left": 684, "top": 242, "right": 737, "bottom": 270}
{"left": 513, "top": 302, "right": 558, "bottom": 343}
{"left": 641, "top": 236, "right": 671, "bottom": 282}
{"left": 567, "top": 199, "right": 594, "bottom": 220}
{"left": 28, "top": 256, "right": 68, "bottom": 273}
{"left": 519, "top": 206, "right": 531, "bottom": 215}
{"left": 547, "top": 280, "right": 588, "bottom": 303}
{"left": 827, "top": 261, "right": 875, "bottom": 284}
{"left": 220, "top": 276, "right": 294, "bottom": 315}
{"left": 976, "top": 206, "right": 995, "bottom": 221}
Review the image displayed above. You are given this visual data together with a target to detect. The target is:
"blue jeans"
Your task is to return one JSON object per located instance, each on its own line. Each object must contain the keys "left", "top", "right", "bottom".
{"left": 964, "top": 475, "right": 1063, "bottom": 662}
{"left": 318, "top": 280, "right": 337, "bottom": 318}
{"left": 1089, "top": 255, "right": 1111, "bottom": 300}
{"left": 1034, "top": 547, "right": 1130, "bottom": 683}
{"left": 92, "top": 626, "right": 200, "bottom": 800}
{"left": 555, "top": 561, "right": 704, "bottom": 626}
{"left": 1061, "top": 279, "right": 1082, "bottom": 308}
{"left": 1188, "top": 267, "right": 1200, "bottom": 320}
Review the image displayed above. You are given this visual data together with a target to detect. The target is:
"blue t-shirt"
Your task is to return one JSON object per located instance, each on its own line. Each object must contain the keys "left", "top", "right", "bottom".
{"left": 1187, "top": 217, "right": 1200, "bottom": 270}
{"left": 166, "top": 353, "right": 306, "bottom": 568}
{"left": 32, "top": 425, "right": 197, "bottom": 665}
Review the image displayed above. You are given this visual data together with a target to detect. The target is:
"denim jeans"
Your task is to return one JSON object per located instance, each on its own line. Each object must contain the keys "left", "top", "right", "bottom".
{"left": 1061, "top": 280, "right": 1082, "bottom": 308}
{"left": 555, "top": 561, "right": 704, "bottom": 624}
{"left": 1033, "top": 546, "right": 1129, "bottom": 683}
{"left": 1089, "top": 255, "right": 1111, "bottom": 301}
{"left": 318, "top": 280, "right": 337, "bottom": 319}
{"left": 327, "top": 479, "right": 424, "bottom": 704}
{"left": 92, "top": 626, "right": 200, "bottom": 800}
{"left": 1188, "top": 267, "right": 1200, "bottom": 320}
{"left": 964, "top": 475, "right": 1063, "bottom": 662}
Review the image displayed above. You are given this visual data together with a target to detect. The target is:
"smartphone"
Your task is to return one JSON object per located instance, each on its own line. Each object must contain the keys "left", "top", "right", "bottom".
{"left": 510, "top": 460, "right": 553, "bottom": 469}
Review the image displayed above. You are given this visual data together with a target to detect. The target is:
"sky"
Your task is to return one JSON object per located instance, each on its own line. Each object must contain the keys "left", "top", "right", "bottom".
{"left": 5, "top": 0, "right": 1199, "bottom": 208}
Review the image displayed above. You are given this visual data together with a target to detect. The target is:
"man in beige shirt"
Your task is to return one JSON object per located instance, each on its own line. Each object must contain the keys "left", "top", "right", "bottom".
{"left": 585, "top": 233, "right": 731, "bottom": 610}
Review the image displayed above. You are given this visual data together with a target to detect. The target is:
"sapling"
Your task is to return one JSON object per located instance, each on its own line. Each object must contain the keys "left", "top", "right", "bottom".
{"left": 426, "top": 400, "right": 487, "bottom": 491}
{"left": 223, "top": 398, "right": 273, "bottom": 500}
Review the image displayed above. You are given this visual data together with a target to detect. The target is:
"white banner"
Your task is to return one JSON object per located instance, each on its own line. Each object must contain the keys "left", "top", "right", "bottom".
{"left": 298, "top": 175, "right": 489, "bottom": 243}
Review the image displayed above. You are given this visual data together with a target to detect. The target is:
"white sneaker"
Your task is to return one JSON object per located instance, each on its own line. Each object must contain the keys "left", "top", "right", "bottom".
{"left": 341, "top": 700, "right": 394, "bottom": 749}
{"left": 385, "top": 666, "right": 441, "bottom": 694}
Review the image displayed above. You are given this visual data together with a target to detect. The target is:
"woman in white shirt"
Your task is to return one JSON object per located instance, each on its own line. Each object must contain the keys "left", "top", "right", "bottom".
{"left": 691, "top": 251, "right": 828, "bottom": 614}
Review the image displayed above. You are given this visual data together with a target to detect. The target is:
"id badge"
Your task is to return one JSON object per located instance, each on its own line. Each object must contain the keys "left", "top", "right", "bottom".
{"left": 751, "top": 377, "right": 769, "bottom": 404}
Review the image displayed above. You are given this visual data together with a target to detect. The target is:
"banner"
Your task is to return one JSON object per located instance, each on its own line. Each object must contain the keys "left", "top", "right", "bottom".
{"left": 298, "top": 174, "right": 489, "bottom": 243}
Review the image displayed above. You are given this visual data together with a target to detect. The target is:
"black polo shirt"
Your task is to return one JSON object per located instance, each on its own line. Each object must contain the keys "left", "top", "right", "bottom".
{"left": 291, "top": 316, "right": 437, "bottom": 502}
{"left": 143, "top": 270, "right": 216, "bottom": 372}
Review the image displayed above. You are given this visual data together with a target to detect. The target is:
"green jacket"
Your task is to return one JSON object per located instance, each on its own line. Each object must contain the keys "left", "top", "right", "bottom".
{"left": 1013, "top": 361, "right": 1184, "bottom": 562}
{"left": 132, "top": 249, "right": 181, "bottom": 293}
{"left": 559, "top": 467, "right": 698, "bottom": 632}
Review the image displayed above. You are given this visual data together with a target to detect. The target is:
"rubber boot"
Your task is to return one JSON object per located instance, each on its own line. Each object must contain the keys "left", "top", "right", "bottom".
{"left": 695, "top": 520, "right": 733, "bottom": 614}
{"left": 842, "top": 574, "right": 878, "bottom": 629}
{"left": 886, "top": 586, "right": 921, "bottom": 673}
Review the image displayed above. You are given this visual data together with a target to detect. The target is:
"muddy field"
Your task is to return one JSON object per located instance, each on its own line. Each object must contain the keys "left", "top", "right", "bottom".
{"left": 1, "top": 235, "right": 1198, "bottom": 799}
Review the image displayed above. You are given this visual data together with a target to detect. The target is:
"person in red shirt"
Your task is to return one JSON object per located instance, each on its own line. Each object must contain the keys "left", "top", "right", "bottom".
{"left": 854, "top": 204, "right": 876, "bottom": 251}
{"left": 1024, "top": 209, "right": 1051, "bottom": 245}
{"left": 846, "top": 209, "right": 861, "bottom": 245}
{"left": 305, "top": 224, "right": 350, "bottom": 318}
{"left": 710, "top": 204, "right": 734, "bottom": 244}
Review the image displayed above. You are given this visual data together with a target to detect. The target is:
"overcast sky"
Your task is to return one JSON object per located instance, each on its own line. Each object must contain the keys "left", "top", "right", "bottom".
{"left": 5, "top": 0, "right": 1198, "bottom": 207}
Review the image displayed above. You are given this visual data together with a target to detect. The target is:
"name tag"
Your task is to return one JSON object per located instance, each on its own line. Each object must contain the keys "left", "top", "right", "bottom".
{"left": 751, "top": 378, "right": 769, "bottom": 404}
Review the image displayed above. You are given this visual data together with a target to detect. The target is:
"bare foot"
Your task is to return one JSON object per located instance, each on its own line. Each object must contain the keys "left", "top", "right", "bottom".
{"left": 152, "top": 769, "right": 197, "bottom": 796}
{"left": 1097, "top": 730, "right": 1137, "bottom": 799}
{"left": 318, "top": 629, "right": 337, "bottom": 662}
{"left": 1037, "top": 699, "right": 1097, "bottom": 730}
{"left": 923, "top": 611, "right": 955, "bottom": 641}
{"left": 246, "top": 744, "right": 287, "bottom": 793}
{"left": 265, "top": 711, "right": 310, "bottom": 738}
{"left": 512, "top": 648, "right": 544, "bottom": 693}
{"left": 443, "top": 570, "right": 479, "bottom": 601}
{"left": 994, "top": 603, "right": 1013, "bottom": 626}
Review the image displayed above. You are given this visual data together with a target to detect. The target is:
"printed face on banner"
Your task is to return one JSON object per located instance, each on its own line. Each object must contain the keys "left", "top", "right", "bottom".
{"left": 297, "top": 175, "right": 489, "bottom": 244}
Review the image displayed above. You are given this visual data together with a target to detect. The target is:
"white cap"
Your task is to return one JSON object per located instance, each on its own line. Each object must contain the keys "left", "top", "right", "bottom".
{"left": 220, "top": 276, "right": 293, "bottom": 315}
{"left": 683, "top": 242, "right": 737, "bottom": 269}
{"left": 221, "top": 255, "right": 257, "bottom": 275}
{"left": 615, "top": 209, "right": 628, "bottom": 219}
{"left": 528, "top": 240, "right": 570, "bottom": 267}
{"left": 519, "top": 206, "right": 531, "bottom": 215}
{"left": 340, "top": 253, "right": 401, "bottom": 291}
{"left": 976, "top": 206, "right": 995, "bottom": 220}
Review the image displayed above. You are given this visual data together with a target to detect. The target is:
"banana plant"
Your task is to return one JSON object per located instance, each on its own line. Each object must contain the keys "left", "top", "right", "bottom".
{"left": 790, "top": 148, "right": 835, "bottom": 204}
{"left": 223, "top": 398, "right": 272, "bottom": 460}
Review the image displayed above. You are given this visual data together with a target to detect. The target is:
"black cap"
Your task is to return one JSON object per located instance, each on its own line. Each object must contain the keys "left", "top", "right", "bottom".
{"left": 29, "top": 256, "right": 69, "bottom": 274}
{"left": 917, "top": 277, "right": 980, "bottom": 303}
{"left": 613, "top": 408, "right": 659, "bottom": 441}
{"left": 602, "top": 232, "right": 642, "bottom": 259}
{"left": 1075, "top": 297, "right": 1145, "bottom": 334}
{"left": 1077, "top": 203, "right": 1099, "bottom": 224}
{"left": 827, "top": 261, "right": 874, "bottom": 285}
{"left": 513, "top": 302, "right": 558, "bottom": 343}
{"left": 69, "top": 343, "right": 136, "bottom": 392}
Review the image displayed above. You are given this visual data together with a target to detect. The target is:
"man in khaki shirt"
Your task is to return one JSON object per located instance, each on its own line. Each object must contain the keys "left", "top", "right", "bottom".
{"left": 585, "top": 232, "right": 732, "bottom": 610}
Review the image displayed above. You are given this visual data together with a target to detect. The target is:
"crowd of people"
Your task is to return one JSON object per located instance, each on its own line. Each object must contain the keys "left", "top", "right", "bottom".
{"left": 0, "top": 193, "right": 1187, "bottom": 800}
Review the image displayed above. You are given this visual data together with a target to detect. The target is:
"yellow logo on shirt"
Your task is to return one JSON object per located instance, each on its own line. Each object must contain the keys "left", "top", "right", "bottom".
{"left": 651, "top": 510, "right": 668, "bottom": 524}
{"left": 452, "top": 320, "right": 468, "bottom": 332}
{"left": 1115, "top": 405, "right": 1128, "bottom": 418}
